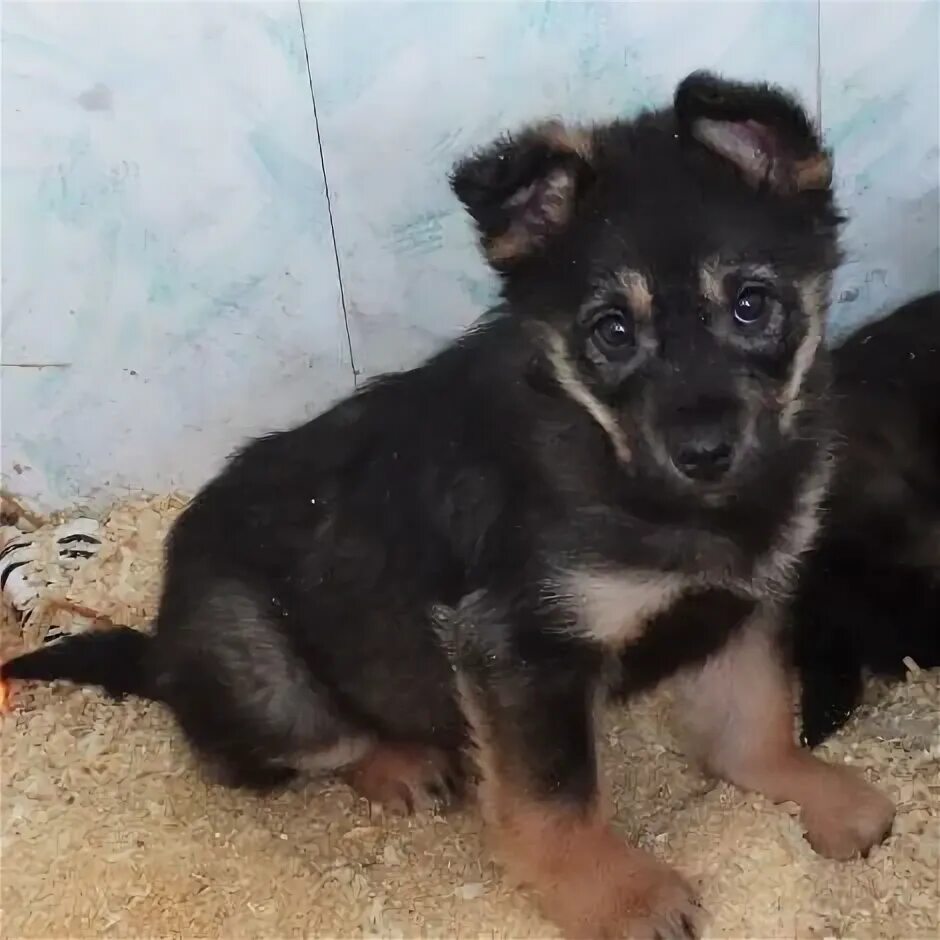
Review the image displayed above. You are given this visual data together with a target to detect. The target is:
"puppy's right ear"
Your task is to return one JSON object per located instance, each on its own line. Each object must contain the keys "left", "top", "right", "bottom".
{"left": 450, "top": 122, "right": 594, "bottom": 272}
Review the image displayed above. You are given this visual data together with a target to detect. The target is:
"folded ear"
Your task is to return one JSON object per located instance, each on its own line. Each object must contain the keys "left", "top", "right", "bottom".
{"left": 450, "top": 122, "right": 595, "bottom": 270}
{"left": 675, "top": 71, "right": 832, "bottom": 196}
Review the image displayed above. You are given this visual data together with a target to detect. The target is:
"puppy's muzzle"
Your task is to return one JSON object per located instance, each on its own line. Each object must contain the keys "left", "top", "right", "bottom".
{"left": 661, "top": 396, "right": 741, "bottom": 484}
{"left": 673, "top": 433, "right": 735, "bottom": 482}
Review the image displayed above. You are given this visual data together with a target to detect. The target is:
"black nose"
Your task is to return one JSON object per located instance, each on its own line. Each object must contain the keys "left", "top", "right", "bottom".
{"left": 674, "top": 439, "right": 734, "bottom": 482}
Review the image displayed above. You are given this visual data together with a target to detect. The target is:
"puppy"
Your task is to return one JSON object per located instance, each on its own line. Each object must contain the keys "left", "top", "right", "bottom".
{"left": 3, "top": 73, "right": 894, "bottom": 939}
{"left": 793, "top": 291, "right": 940, "bottom": 746}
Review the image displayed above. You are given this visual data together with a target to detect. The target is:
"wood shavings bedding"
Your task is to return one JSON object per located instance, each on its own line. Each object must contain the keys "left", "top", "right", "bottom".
{"left": 2, "top": 495, "right": 937, "bottom": 938}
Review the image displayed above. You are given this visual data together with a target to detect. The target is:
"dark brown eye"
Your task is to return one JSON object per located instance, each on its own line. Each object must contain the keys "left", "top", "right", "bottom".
{"left": 593, "top": 311, "right": 634, "bottom": 350}
{"left": 732, "top": 285, "right": 770, "bottom": 327}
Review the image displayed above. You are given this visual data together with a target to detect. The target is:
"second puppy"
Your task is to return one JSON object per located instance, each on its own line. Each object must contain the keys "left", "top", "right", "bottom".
{"left": 794, "top": 291, "right": 940, "bottom": 745}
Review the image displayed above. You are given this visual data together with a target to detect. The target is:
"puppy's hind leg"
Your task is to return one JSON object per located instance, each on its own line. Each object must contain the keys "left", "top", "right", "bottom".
{"left": 677, "top": 610, "right": 895, "bottom": 860}
{"left": 343, "top": 742, "right": 464, "bottom": 815}
{"left": 154, "top": 582, "right": 369, "bottom": 790}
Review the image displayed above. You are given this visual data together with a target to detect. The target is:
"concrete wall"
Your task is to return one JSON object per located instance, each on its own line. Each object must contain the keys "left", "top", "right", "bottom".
{"left": 3, "top": 0, "right": 937, "bottom": 509}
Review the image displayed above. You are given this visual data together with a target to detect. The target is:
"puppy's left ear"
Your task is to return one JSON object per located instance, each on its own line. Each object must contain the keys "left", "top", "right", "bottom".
{"left": 450, "top": 122, "right": 594, "bottom": 271}
{"left": 675, "top": 71, "right": 832, "bottom": 195}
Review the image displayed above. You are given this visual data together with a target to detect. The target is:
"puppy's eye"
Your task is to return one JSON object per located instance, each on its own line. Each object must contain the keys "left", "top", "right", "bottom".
{"left": 592, "top": 311, "right": 634, "bottom": 350}
{"left": 732, "top": 284, "right": 770, "bottom": 327}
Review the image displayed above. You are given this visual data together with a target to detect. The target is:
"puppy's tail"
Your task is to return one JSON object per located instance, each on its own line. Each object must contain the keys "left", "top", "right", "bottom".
{"left": 1, "top": 628, "right": 160, "bottom": 701}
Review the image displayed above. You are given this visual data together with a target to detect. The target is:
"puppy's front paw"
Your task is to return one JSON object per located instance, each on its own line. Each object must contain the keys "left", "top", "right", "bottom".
{"left": 535, "top": 826, "right": 705, "bottom": 939}
{"left": 800, "top": 766, "right": 895, "bottom": 859}
{"left": 345, "top": 743, "right": 462, "bottom": 814}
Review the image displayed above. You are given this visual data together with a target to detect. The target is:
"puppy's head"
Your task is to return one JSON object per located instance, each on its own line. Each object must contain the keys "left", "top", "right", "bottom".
{"left": 451, "top": 72, "right": 841, "bottom": 500}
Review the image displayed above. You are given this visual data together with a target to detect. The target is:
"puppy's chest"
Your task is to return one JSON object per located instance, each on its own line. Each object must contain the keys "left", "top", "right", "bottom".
{"left": 557, "top": 568, "right": 754, "bottom": 654}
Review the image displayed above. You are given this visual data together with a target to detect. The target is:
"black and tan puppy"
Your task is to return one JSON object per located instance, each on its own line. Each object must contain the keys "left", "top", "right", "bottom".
{"left": 3, "top": 73, "right": 894, "bottom": 938}
{"left": 794, "top": 291, "right": 940, "bottom": 746}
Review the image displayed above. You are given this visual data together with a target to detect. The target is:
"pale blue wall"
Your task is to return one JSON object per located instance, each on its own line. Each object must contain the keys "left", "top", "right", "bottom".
{"left": 2, "top": 2, "right": 351, "bottom": 508}
{"left": 820, "top": 0, "right": 939, "bottom": 342}
{"left": 3, "top": 1, "right": 938, "bottom": 509}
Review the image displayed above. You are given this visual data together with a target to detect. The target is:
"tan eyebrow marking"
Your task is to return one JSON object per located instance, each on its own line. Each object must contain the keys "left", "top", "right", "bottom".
{"left": 615, "top": 269, "right": 653, "bottom": 320}
{"left": 700, "top": 258, "right": 726, "bottom": 305}
{"left": 700, "top": 259, "right": 777, "bottom": 306}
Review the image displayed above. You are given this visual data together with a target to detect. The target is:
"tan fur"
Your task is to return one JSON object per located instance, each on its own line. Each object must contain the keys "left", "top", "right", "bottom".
{"left": 793, "top": 152, "right": 833, "bottom": 191}
{"left": 298, "top": 735, "right": 372, "bottom": 773}
{"left": 492, "top": 801, "right": 704, "bottom": 939}
{"left": 699, "top": 257, "right": 726, "bottom": 306}
{"left": 536, "top": 323, "right": 633, "bottom": 463}
{"left": 535, "top": 120, "right": 595, "bottom": 162}
{"left": 677, "top": 614, "right": 895, "bottom": 860}
{"left": 699, "top": 259, "right": 777, "bottom": 307}
{"left": 454, "top": 672, "right": 500, "bottom": 814}
{"left": 753, "top": 451, "right": 832, "bottom": 596}
{"left": 486, "top": 166, "right": 578, "bottom": 265}
{"left": 485, "top": 228, "right": 533, "bottom": 266}
{"left": 344, "top": 742, "right": 456, "bottom": 814}
{"left": 780, "top": 273, "right": 831, "bottom": 428}
{"left": 698, "top": 262, "right": 828, "bottom": 433}
{"left": 559, "top": 568, "right": 686, "bottom": 649}
{"left": 457, "top": 673, "right": 703, "bottom": 939}
{"left": 485, "top": 122, "right": 593, "bottom": 266}
{"left": 616, "top": 269, "right": 654, "bottom": 319}
{"left": 456, "top": 666, "right": 603, "bottom": 840}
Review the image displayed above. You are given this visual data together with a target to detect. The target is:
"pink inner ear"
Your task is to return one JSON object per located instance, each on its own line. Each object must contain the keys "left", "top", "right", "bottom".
{"left": 742, "top": 120, "right": 780, "bottom": 158}
{"left": 692, "top": 117, "right": 829, "bottom": 193}
{"left": 505, "top": 177, "right": 548, "bottom": 214}
{"left": 503, "top": 167, "right": 576, "bottom": 230}
{"left": 700, "top": 119, "right": 777, "bottom": 159}
{"left": 691, "top": 117, "right": 778, "bottom": 185}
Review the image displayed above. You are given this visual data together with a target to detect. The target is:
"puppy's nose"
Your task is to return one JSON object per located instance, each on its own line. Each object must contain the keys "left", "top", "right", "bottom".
{"left": 674, "top": 437, "right": 734, "bottom": 482}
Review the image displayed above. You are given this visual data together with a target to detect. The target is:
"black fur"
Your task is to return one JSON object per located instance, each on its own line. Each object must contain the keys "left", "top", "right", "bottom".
{"left": 5, "top": 73, "right": 839, "bottom": 859}
{"left": 3, "top": 627, "right": 152, "bottom": 700}
{"left": 793, "top": 291, "right": 940, "bottom": 746}
{"left": 618, "top": 589, "right": 756, "bottom": 696}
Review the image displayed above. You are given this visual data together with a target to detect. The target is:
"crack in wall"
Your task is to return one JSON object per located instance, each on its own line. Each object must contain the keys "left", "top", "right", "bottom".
{"left": 297, "top": 0, "right": 359, "bottom": 386}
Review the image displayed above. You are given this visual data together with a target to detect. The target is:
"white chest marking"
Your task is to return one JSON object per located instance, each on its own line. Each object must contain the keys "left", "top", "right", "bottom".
{"left": 561, "top": 569, "right": 687, "bottom": 649}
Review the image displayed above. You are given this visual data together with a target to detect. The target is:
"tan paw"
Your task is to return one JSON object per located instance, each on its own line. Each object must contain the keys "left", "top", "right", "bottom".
{"left": 618, "top": 869, "right": 705, "bottom": 940}
{"left": 539, "top": 829, "right": 705, "bottom": 939}
{"left": 800, "top": 766, "right": 895, "bottom": 860}
{"left": 344, "top": 743, "right": 461, "bottom": 814}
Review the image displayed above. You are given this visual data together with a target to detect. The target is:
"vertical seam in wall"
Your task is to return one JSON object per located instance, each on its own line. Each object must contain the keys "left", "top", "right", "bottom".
{"left": 816, "top": 0, "right": 824, "bottom": 130}
{"left": 297, "top": 0, "right": 359, "bottom": 385}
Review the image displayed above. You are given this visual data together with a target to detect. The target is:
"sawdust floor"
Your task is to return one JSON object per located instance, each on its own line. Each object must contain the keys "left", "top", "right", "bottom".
{"left": 2, "top": 496, "right": 938, "bottom": 939}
